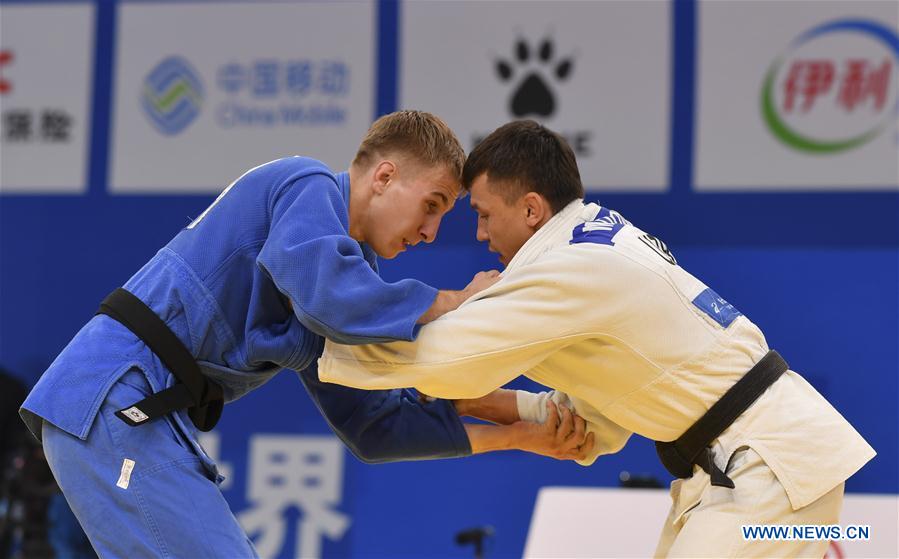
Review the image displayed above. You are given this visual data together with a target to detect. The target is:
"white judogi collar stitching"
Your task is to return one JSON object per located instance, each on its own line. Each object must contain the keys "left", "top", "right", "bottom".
{"left": 503, "top": 199, "right": 601, "bottom": 274}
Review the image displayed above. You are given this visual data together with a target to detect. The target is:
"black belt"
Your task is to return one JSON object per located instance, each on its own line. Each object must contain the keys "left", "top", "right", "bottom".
{"left": 97, "top": 288, "right": 223, "bottom": 431}
{"left": 655, "top": 350, "right": 788, "bottom": 489}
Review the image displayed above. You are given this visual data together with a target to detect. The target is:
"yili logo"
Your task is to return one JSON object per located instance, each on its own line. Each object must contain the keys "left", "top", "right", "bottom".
{"left": 761, "top": 19, "right": 899, "bottom": 154}
{"left": 142, "top": 56, "right": 204, "bottom": 135}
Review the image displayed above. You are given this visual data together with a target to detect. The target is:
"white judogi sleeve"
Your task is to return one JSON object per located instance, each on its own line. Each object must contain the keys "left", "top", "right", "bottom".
{"left": 318, "top": 253, "right": 596, "bottom": 400}
{"left": 319, "top": 263, "right": 632, "bottom": 466}
{"left": 515, "top": 388, "right": 632, "bottom": 465}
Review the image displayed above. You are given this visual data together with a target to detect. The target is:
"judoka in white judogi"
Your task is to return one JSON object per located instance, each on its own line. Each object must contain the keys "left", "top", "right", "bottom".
{"left": 319, "top": 199, "right": 875, "bottom": 558}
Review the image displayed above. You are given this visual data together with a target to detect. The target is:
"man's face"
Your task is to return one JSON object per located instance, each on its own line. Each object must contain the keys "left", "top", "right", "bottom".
{"left": 469, "top": 174, "right": 535, "bottom": 267}
{"left": 366, "top": 161, "right": 460, "bottom": 259}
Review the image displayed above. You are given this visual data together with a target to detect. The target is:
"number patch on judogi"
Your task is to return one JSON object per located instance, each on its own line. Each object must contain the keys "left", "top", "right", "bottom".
{"left": 692, "top": 288, "right": 742, "bottom": 328}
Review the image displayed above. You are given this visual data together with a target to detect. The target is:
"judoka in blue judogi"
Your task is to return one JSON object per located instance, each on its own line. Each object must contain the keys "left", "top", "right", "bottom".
{"left": 20, "top": 112, "right": 500, "bottom": 558}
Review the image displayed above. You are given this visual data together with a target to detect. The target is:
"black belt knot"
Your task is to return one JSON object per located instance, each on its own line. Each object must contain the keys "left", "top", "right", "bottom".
{"left": 97, "top": 288, "right": 223, "bottom": 431}
{"left": 655, "top": 350, "right": 788, "bottom": 489}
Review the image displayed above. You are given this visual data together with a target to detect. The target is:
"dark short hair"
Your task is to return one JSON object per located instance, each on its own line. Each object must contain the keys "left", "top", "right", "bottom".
{"left": 462, "top": 120, "right": 584, "bottom": 212}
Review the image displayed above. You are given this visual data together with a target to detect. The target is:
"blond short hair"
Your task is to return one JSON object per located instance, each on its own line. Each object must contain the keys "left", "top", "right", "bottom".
{"left": 353, "top": 110, "right": 465, "bottom": 185}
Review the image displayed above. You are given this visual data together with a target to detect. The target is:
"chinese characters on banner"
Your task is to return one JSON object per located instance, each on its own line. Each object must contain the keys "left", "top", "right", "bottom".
{"left": 0, "top": 5, "right": 94, "bottom": 192}
{"left": 216, "top": 60, "right": 349, "bottom": 98}
{"left": 200, "top": 432, "right": 351, "bottom": 559}
{"left": 783, "top": 58, "right": 891, "bottom": 113}
{"left": 3, "top": 105, "right": 73, "bottom": 143}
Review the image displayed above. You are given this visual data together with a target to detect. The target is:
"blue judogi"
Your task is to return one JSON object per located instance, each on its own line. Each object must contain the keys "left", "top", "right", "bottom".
{"left": 21, "top": 157, "right": 471, "bottom": 557}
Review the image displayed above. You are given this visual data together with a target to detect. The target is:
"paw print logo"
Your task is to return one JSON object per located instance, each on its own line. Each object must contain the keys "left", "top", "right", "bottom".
{"left": 495, "top": 38, "right": 574, "bottom": 118}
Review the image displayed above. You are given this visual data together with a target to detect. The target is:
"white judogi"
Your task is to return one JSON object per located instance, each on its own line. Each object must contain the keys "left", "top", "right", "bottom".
{"left": 319, "top": 200, "right": 875, "bottom": 557}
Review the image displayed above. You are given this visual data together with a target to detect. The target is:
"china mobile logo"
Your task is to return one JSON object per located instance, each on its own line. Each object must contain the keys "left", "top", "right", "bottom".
{"left": 142, "top": 56, "right": 205, "bottom": 135}
{"left": 761, "top": 19, "right": 899, "bottom": 154}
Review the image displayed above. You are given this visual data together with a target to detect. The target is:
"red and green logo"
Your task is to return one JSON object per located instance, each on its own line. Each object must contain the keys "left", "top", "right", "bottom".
{"left": 762, "top": 19, "right": 899, "bottom": 154}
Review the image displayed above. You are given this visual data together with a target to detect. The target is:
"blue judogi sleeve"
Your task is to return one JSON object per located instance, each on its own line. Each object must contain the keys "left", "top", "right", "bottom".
{"left": 257, "top": 172, "right": 436, "bottom": 345}
{"left": 298, "top": 365, "right": 472, "bottom": 463}
{"left": 255, "top": 168, "right": 470, "bottom": 461}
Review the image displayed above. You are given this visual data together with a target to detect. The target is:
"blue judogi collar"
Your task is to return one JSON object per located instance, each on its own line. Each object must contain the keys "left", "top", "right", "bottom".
{"left": 335, "top": 170, "right": 378, "bottom": 269}
{"left": 335, "top": 171, "right": 350, "bottom": 202}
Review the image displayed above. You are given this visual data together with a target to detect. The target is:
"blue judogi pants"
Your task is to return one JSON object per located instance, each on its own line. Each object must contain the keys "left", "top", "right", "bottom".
{"left": 42, "top": 369, "right": 258, "bottom": 558}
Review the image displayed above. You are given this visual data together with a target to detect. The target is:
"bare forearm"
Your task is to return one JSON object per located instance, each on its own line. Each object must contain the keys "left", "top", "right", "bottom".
{"left": 463, "top": 403, "right": 596, "bottom": 461}
{"left": 454, "top": 389, "right": 520, "bottom": 425}
{"left": 464, "top": 423, "right": 525, "bottom": 454}
{"left": 418, "top": 270, "right": 501, "bottom": 324}
{"left": 417, "top": 290, "right": 465, "bottom": 324}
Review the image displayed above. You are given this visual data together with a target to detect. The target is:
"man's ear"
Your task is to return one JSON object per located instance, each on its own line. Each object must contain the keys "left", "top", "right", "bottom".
{"left": 372, "top": 160, "right": 397, "bottom": 194}
{"left": 523, "top": 192, "right": 551, "bottom": 228}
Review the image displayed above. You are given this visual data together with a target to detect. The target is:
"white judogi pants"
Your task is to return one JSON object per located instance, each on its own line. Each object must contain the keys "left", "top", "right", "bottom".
{"left": 655, "top": 445, "right": 844, "bottom": 558}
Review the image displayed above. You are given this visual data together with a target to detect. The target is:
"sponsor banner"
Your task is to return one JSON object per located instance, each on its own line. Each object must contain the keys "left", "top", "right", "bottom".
{"left": 525, "top": 487, "right": 899, "bottom": 558}
{"left": 695, "top": 1, "right": 899, "bottom": 190}
{"left": 0, "top": 4, "right": 94, "bottom": 193}
{"left": 111, "top": 1, "right": 375, "bottom": 193}
{"left": 400, "top": 1, "right": 671, "bottom": 192}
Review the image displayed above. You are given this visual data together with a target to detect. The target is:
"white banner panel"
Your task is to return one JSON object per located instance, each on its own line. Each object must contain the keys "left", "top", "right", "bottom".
{"left": 695, "top": 1, "right": 899, "bottom": 190}
{"left": 400, "top": 1, "right": 671, "bottom": 192}
{"left": 0, "top": 4, "right": 94, "bottom": 193}
{"left": 526, "top": 487, "right": 899, "bottom": 559}
{"left": 111, "top": 1, "right": 375, "bottom": 193}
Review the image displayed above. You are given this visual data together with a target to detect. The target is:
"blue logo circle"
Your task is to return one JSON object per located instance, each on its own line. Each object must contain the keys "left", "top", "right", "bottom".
{"left": 141, "top": 56, "right": 204, "bottom": 135}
